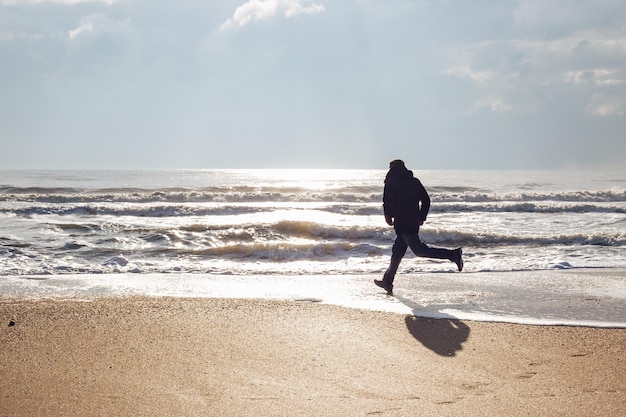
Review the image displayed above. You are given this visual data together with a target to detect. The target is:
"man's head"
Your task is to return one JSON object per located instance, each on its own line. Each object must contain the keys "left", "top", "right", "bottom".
{"left": 389, "top": 159, "right": 406, "bottom": 169}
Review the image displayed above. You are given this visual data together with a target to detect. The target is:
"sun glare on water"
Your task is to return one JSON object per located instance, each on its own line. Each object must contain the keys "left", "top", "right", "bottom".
{"left": 247, "top": 169, "right": 383, "bottom": 190}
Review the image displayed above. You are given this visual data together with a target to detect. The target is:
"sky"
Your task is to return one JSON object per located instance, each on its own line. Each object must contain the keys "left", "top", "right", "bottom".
{"left": 1, "top": 0, "right": 625, "bottom": 170}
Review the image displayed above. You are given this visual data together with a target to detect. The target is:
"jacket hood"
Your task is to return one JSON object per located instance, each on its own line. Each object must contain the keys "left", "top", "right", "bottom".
{"left": 385, "top": 165, "right": 414, "bottom": 183}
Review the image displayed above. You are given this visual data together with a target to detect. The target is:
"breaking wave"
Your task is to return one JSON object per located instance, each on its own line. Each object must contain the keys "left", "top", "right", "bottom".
{"left": 1, "top": 169, "right": 625, "bottom": 276}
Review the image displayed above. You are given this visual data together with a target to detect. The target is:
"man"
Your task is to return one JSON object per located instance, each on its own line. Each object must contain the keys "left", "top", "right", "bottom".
{"left": 375, "top": 159, "right": 463, "bottom": 295}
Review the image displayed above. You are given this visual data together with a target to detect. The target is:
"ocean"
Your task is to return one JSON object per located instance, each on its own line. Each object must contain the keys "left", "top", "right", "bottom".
{"left": 1, "top": 169, "right": 625, "bottom": 327}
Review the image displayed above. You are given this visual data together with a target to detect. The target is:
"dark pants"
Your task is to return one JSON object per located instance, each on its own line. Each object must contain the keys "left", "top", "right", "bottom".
{"left": 384, "top": 233, "right": 455, "bottom": 284}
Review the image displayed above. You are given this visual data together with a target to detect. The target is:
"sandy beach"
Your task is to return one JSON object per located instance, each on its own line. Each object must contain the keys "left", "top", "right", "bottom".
{"left": 1, "top": 297, "right": 624, "bottom": 416}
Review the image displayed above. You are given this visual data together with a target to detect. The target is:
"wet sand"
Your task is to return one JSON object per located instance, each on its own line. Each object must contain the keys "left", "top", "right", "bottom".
{"left": 1, "top": 297, "right": 624, "bottom": 416}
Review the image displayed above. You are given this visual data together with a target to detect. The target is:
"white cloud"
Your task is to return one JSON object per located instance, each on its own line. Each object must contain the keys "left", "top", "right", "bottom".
{"left": 558, "top": 69, "right": 626, "bottom": 86}
{"left": 593, "top": 69, "right": 626, "bottom": 86}
{"left": 443, "top": 30, "right": 626, "bottom": 115}
{"left": 68, "top": 20, "right": 94, "bottom": 40}
{"left": 220, "top": 0, "right": 325, "bottom": 30}
{"left": 586, "top": 93, "right": 625, "bottom": 116}
{"left": 444, "top": 66, "right": 495, "bottom": 83}
{"left": 67, "top": 13, "right": 134, "bottom": 41}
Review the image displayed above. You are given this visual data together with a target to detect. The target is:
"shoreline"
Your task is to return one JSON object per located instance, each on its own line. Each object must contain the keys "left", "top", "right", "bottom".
{"left": 1, "top": 268, "right": 625, "bottom": 328}
{"left": 1, "top": 297, "right": 625, "bottom": 416}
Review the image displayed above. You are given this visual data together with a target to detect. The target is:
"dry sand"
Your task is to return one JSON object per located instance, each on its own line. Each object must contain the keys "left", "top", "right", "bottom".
{"left": 1, "top": 297, "right": 624, "bottom": 416}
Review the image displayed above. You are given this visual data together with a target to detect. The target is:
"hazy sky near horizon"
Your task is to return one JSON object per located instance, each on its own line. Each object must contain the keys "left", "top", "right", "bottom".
{"left": 1, "top": 0, "right": 625, "bottom": 170}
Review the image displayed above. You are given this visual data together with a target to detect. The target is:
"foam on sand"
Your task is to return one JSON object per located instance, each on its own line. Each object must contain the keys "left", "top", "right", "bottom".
{"left": 1, "top": 268, "right": 624, "bottom": 328}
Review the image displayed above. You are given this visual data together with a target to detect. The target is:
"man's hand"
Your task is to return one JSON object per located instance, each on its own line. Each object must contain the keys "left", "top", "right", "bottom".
{"left": 385, "top": 215, "right": 394, "bottom": 226}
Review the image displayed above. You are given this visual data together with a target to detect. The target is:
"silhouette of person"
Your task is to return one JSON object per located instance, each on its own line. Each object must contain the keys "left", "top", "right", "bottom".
{"left": 375, "top": 159, "right": 463, "bottom": 295}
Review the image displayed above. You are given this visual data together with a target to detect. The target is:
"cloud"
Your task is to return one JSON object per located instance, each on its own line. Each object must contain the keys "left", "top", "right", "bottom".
{"left": 444, "top": 31, "right": 626, "bottom": 115}
{"left": 440, "top": 0, "right": 626, "bottom": 117}
{"left": 67, "top": 13, "right": 135, "bottom": 41}
{"left": 220, "top": 0, "right": 325, "bottom": 30}
{"left": 444, "top": 66, "right": 496, "bottom": 83}
{"left": 68, "top": 20, "right": 94, "bottom": 40}
{"left": 557, "top": 68, "right": 626, "bottom": 86}
{"left": 585, "top": 93, "right": 625, "bottom": 116}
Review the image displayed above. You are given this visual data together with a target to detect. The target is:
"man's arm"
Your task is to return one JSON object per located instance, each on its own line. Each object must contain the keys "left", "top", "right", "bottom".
{"left": 383, "top": 183, "right": 394, "bottom": 226}
{"left": 416, "top": 179, "right": 430, "bottom": 224}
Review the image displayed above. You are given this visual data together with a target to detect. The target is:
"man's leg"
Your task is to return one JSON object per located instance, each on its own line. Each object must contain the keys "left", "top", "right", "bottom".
{"left": 385, "top": 235, "right": 408, "bottom": 284}
{"left": 402, "top": 233, "right": 453, "bottom": 260}
{"left": 375, "top": 235, "right": 407, "bottom": 294}
{"left": 402, "top": 233, "right": 464, "bottom": 271}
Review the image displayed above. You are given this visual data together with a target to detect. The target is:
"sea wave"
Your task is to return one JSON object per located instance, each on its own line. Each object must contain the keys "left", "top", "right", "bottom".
{"left": 2, "top": 170, "right": 625, "bottom": 277}
{"left": 0, "top": 186, "right": 382, "bottom": 204}
{"left": 2, "top": 204, "right": 269, "bottom": 218}
{"left": 1, "top": 185, "right": 625, "bottom": 205}
{"left": 187, "top": 241, "right": 385, "bottom": 260}
{"left": 1, "top": 200, "right": 624, "bottom": 219}
{"left": 5, "top": 218, "right": 623, "bottom": 253}
{"left": 434, "top": 190, "right": 626, "bottom": 203}
{"left": 422, "top": 229, "right": 626, "bottom": 247}
{"left": 35, "top": 220, "right": 395, "bottom": 243}
{"left": 435, "top": 202, "right": 626, "bottom": 214}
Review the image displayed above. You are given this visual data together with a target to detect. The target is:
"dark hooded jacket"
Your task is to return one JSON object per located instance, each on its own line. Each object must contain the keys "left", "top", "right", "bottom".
{"left": 383, "top": 165, "right": 430, "bottom": 234}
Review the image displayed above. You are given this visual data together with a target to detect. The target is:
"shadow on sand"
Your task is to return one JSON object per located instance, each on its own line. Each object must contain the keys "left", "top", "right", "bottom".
{"left": 404, "top": 316, "right": 470, "bottom": 357}
{"left": 394, "top": 293, "right": 471, "bottom": 357}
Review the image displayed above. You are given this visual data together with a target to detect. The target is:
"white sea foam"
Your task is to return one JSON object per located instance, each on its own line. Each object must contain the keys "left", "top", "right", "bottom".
{"left": 0, "top": 269, "right": 624, "bottom": 328}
